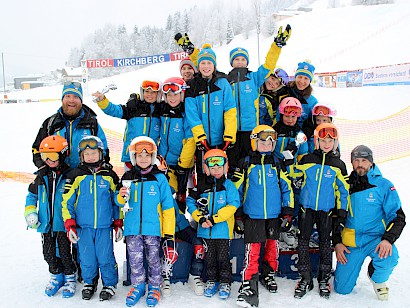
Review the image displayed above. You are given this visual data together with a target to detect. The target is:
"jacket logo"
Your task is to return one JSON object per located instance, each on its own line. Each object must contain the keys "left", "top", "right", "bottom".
{"left": 148, "top": 185, "right": 157, "bottom": 196}
{"left": 324, "top": 169, "right": 333, "bottom": 178}
{"left": 366, "top": 192, "right": 375, "bottom": 203}
{"left": 98, "top": 178, "right": 107, "bottom": 189}
{"left": 213, "top": 96, "right": 221, "bottom": 106}
{"left": 244, "top": 84, "right": 252, "bottom": 93}
{"left": 217, "top": 195, "right": 225, "bottom": 204}
{"left": 173, "top": 123, "right": 181, "bottom": 133}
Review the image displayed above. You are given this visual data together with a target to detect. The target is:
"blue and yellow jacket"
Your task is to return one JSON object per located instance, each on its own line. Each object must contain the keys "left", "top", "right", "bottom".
{"left": 185, "top": 74, "right": 237, "bottom": 146}
{"left": 186, "top": 175, "right": 240, "bottom": 239}
{"left": 97, "top": 94, "right": 160, "bottom": 162}
{"left": 61, "top": 164, "right": 120, "bottom": 228}
{"left": 232, "top": 151, "right": 294, "bottom": 219}
{"left": 25, "top": 164, "right": 71, "bottom": 233}
{"left": 115, "top": 166, "right": 175, "bottom": 238}
{"left": 158, "top": 102, "right": 195, "bottom": 168}
{"left": 273, "top": 121, "right": 308, "bottom": 163}
{"left": 341, "top": 165, "right": 406, "bottom": 248}
{"left": 291, "top": 149, "right": 350, "bottom": 212}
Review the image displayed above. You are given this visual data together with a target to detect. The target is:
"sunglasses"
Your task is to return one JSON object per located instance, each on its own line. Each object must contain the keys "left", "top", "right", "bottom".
{"left": 130, "top": 141, "right": 156, "bottom": 154}
{"left": 79, "top": 138, "right": 100, "bottom": 151}
{"left": 283, "top": 105, "right": 302, "bottom": 117}
{"left": 63, "top": 81, "right": 82, "bottom": 89}
{"left": 141, "top": 80, "right": 160, "bottom": 92}
{"left": 205, "top": 156, "right": 226, "bottom": 167}
{"left": 317, "top": 127, "right": 338, "bottom": 139}
{"left": 312, "top": 105, "right": 331, "bottom": 116}
{"left": 162, "top": 83, "right": 184, "bottom": 94}
{"left": 40, "top": 152, "right": 59, "bottom": 162}
{"left": 251, "top": 130, "right": 277, "bottom": 141}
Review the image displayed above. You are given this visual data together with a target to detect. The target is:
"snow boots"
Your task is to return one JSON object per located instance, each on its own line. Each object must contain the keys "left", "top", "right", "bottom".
{"left": 294, "top": 272, "right": 314, "bottom": 299}
{"left": 126, "top": 283, "right": 146, "bottom": 307}
{"left": 237, "top": 280, "right": 259, "bottom": 307}
{"left": 61, "top": 274, "right": 76, "bottom": 298}
{"left": 45, "top": 273, "right": 64, "bottom": 297}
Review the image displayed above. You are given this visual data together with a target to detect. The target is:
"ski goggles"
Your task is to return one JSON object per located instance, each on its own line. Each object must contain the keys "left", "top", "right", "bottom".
{"left": 78, "top": 138, "right": 100, "bottom": 151}
{"left": 205, "top": 156, "right": 226, "bottom": 167}
{"left": 130, "top": 141, "right": 156, "bottom": 154}
{"left": 63, "top": 81, "right": 82, "bottom": 89}
{"left": 141, "top": 80, "right": 160, "bottom": 92}
{"left": 312, "top": 105, "right": 331, "bottom": 116}
{"left": 317, "top": 127, "right": 338, "bottom": 139}
{"left": 251, "top": 130, "right": 277, "bottom": 141}
{"left": 40, "top": 152, "right": 59, "bottom": 162}
{"left": 283, "top": 106, "right": 302, "bottom": 117}
{"left": 272, "top": 68, "right": 288, "bottom": 85}
{"left": 162, "top": 83, "right": 184, "bottom": 94}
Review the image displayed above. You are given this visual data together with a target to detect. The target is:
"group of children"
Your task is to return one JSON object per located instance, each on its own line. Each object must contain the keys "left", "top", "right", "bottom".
{"left": 25, "top": 24, "right": 353, "bottom": 308}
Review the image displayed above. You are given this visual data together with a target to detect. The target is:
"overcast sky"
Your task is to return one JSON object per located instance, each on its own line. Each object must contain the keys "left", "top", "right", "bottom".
{"left": 0, "top": 0, "right": 208, "bottom": 83}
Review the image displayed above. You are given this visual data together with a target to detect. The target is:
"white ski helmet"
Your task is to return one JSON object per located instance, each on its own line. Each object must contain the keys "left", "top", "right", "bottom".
{"left": 129, "top": 136, "right": 157, "bottom": 166}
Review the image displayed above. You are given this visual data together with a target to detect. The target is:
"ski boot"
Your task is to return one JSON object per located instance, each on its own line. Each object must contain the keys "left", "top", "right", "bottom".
{"left": 45, "top": 273, "right": 64, "bottom": 297}
{"left": 161, "top": 277, "right": 171, "bottom": 297}
{"left": 188, "top": 275, "right": 204, "bottom": 296}
{"left": 279, "top": 226, "right": 298, "bottom": 249}
{"left": 218, "top": 283, "right": 231, "bottom": 299}
{"left": 368, "top": 275, "right": 389, "bottom": 300}
{"left": 82, "top": 279, "right": 98, "bottom": 300}
{"left": 61, "top": 274, "right": 76, "bottom": 298}
{"left": 318, "top": 271, "right": 332, "bottom": 299}
{"left": 294, "top": 272, "right": 314, "bottom": 299}
{"left": 126, "top": 283, "right": 146, "bottom": 307}
{"left": 260, "top": 261, "right": 277, "bottom": 293}
{"left": 146, "top": 285, "right": 161, "bottom": 307}
{"left": 99, "top": 286, "right": 115, "bottom": 301}
{"left": 204, "top": 281, "right": 219, "bottom": 297}
{"left": 237, "top": 280, "right": 259, "bottom": 307}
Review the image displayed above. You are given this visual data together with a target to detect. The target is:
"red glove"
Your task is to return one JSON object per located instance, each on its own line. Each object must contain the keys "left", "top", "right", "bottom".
{"left": 196, "top": 139, "right": 210, "bottom": 151}
{"left": 113, "top": 219, "right": 124, "bottom": 242}
{"left": 221, "top": 141, "right": 234, "bottom": 151}
{"left": 64, "top": 219, "right": 79, "bottom": 243}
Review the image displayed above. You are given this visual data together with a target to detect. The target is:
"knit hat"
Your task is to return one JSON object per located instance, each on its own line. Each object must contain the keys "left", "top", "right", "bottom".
{"left": 179, "top": 57, "right": 197, "bottom": 73}
{"left": 351, "top": 145, "right": 373, "bottom": 164}
{"left": 229, "top": 47, "right": 249, "bottom": 67}
{"left": 295, "top": 61, "right": 315, "bottom": 82}
{"left": 197, "top": 44, "right": 217, "bottom": 67}
{"left": 62, "top": 82, "right": 83, "bottom": 102}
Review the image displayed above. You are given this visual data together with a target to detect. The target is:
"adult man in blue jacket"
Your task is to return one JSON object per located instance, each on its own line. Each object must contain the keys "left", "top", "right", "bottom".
{"left": 333, "top": 145, "right": 406, "bottom": 300}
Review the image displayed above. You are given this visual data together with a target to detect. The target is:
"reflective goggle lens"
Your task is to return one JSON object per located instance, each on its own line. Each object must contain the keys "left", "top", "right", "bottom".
{"left": 79, "top": 138, "right": 99, "bottom": 151}
{"left": 283, "top": 106, "right": 302, "bottom": 117}
{"left": 317, "top": 127, "right": 338, "bottom": 139}
{"left": 312, "top": 105, "right": 331, "bottom": 116}
{"left": 258, "top": 131, "right": 277, "bottom": 141}
{"left": 162, "top": 83, "right": 183, "bottom": 94}
{"left": 206, "top": 156, "right": 226, "bottom": 167}
{"left": 141, "top": 80, "right": 160, "bottom": 91}
{"left": 40, "top": 152, "right": 59, "bottom": 162}
{"left": 130, "top": 141, "right": 156, "bottom": 154}
{"left": 63, "top": 81, "right": 82, "bottom": 89}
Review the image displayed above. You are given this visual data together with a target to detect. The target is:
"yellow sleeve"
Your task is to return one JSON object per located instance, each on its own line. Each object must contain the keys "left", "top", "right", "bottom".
{"left": 162, "top": 207, "right": 176, "bottom": 237}
{"left": 223, "top": 108, "right": 237, "bottom": 143}
{"left": 212, "top": 205, "right": 237, "bottom": 224}
{"left": 191, "top": 124, "right": 207, "bottom": 143}
{"left": 97, "top": 97, "right": 110, "bottom": 109}
{"left": 189, "top": 47, "right": 200, "bottom": 68}
{"left": 178, "top": 137, "right": 196, "bottom": 169}
{"left": 263, "top": 42, "right": 282, "bottom": 72}
{"left": 191, "top": 209, "right": 203, "bottom": 223}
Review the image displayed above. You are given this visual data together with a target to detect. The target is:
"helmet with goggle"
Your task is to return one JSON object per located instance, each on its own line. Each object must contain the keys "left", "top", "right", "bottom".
{"left": 250, "top": 125, "right": 277, "bottom": 151}
{"left": 279, "top": 97, "right": 302, "bottom": 117}
{"left": 140, "top": 79, "right": 162, "bottom": 103}
{"left": 314, "top": 123, "right": 339, "bottom": 151}
{"left": 272, "top": 68, "right": 289, "bottom": 86}
{"left": 78, "top": 136, "right": 104, "bottom": 164}
{"left": 161, "top": 77, "right": 186, "bottom": 104}
{"left": 39, "top": 135, "right": 69, "bottom": 164}
{"left": 203, "top": 149, "right": 228, "bottom": 176}
{"left": 129, "top": 136, "right": 157, "bottom": 166}
{"left": 312, "top": 103, "right": 337, "bottom": 123}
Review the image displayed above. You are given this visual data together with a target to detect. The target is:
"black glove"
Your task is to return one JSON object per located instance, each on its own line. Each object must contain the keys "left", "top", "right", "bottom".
{"left": 196, "top": 139, "right": 211, "bottom": 152}
{"left": 283, "top": 158, "right": 294, "bottom": 167}
{"left": 274, "top": 24, "right": 291, "bottom": 48}
{"left": 174, "top": 32, "right": 195, "bottom": 55}
{"left": 280, "top": 215, "right": 293, "bottom": 232}
{"left": 196, "top": 197, "right": 209, "bottom": 217}
{"left": 292, "top": 178, "right": 303, "bottom": 189}
{"left": 175, "top": 165, "right": 190, "bottom": 194}
{"left": 234, "top": 217, "right": 245, "bottom": 235}
{"left": 333, "top": 209, "right": 348, "bottom": 236}
{"left": 285, "top": 141, "right": 298, "bottom": 155}
{"left": 221, "top": 141, "right": 235, "bottom": 151}
{"left": 176, "top": 192, "right": 187, "bottom": 213}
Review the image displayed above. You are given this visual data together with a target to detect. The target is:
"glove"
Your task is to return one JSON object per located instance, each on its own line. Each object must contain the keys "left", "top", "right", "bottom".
{"left": 196, "top": 198, "right": 209, "bottom": 217}
{"left": 24, "top": 207, "right": 40, "bottom": 229}
{"left": 274, "top": 24, "right": 291, "bottom": 48}
{"left": 295, "top": 132, "right": 307, "bottom": 147}
{"left": 292, "top": 178, "right": 303, "bottom": 189}
{"left": 174, "top": 32, "right": 195, "bottom": 55}
{"left": 333, "top": 209, "right": 348, "bottom": 236}
{"left": 234, "top": 217, "right": 245, "bottom": 235}
{"left": 285, "top": 141, "right": 298, "bottom": 155}
{"left": 64, "top": 218, "right": 79, "bottom": 244}
{"left": 221, "top": 141, "right": 235, "bottom": 151}
{"left": 176, "top": 192, "right": 187, "bottom": 213}
{"left": 175, "top": 165, "right": 190, "bottom": 194}
{"left": 113, "top": 219, "right": 124, "bottom": 242}
{"left": 281, "top": 215, "right": 293, "bottom": 232}
{"left": 196, "top": 139, "right": 211, "bottom": 152}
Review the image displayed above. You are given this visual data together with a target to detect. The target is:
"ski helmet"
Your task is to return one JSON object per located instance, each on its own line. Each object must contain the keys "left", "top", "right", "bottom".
{"left": 140, "top": 78, "right": 162, "bottom": 103}
{"left": 39, "top": 135, "right": 69, "bottom": 163}
{"left": 203, "top": 149, "right": 228, "bottom": 176}
{"left": 78, "top": 135, "right": 104, "bottom": 164}
{"left": 161, "top": 77, "right": 186, "bottom": 104}
{"left": 250, "top": 125, "right": 277, "bottom": 151}
{"left": 272, "top": 68, "right": 289, "bottom": 86}
{"left": 314, "top": 123, "right": 339, "bottom": 151}
{"left": 129, "top": 136, "right": 157, "bottom": 166}
{"left": 312, "top": 103, "right": 337, "bottom": 123}
{"left": 279, "top": 97, "right": 302, "bottom": 117}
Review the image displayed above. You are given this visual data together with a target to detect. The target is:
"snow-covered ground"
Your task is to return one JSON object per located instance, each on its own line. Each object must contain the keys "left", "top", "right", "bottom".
{"left": 1, "top": 0, "right": 410, "bottom": 307}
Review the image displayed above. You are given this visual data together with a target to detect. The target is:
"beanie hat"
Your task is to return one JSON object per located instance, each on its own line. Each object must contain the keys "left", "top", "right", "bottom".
{"left": 197, "top": 44, "right": 217, "bottom": 67}
{"left": 62, "top": 82, "right": 83, "bottom": 102}
{"left": 179, "top": 57, "right": 197, "bottom": 73}
{"left": 295, "top": 61, "right": 315, "bottom": 82}
{"left": 229, "top": 47, "right": 249, "bottom": 67}
{"left": 351, "top": 145, "right": 373, "bottom": 163}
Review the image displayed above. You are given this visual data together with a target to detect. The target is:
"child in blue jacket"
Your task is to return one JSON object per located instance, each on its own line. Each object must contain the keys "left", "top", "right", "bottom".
{"left": 25, "top": 135, "right": 77, "bottom": 298}
{"left": 186, "top": 149, "right": 240, "bottom": 300}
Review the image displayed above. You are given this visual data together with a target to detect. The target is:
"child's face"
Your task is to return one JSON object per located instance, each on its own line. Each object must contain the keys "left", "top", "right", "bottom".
{"left": 135, "top": 152, "right": 152, "bottom": 169}
{"left": 318, "top": 137, "right": 335, "bottom": 153}
{"left": 295, "top": 75, "right": 311, "bottom": 91}
{"left": 315, "top": 115, "right": 331, "bottom": 125}
{"left": 166, "top": 92, "right": 181, "bottom": 108}
{"left": 82, "top": 148, "right": 100, "bottom": 163}
{"left": 264, "top": 75, "right": 281, "bottom": 91}
{"left": 209, "top": 165, "right": 224, "bottom": 179}
{"left": 282, "top": 114, "right": 298, "bottom": 126}
{"left": 257, "top": 139, "right": 274, "bottom": 152}
{"left": 199, "top": 60, "right": 215, "bottom": 79}
{"left": 232, "top": 56, "right": 248, "bottom": 68}
{"left": 181, "top": 65, "right": 195, "bottom": 82}
{"left": 143, "top": 88, "right": 158, "bottom": 103}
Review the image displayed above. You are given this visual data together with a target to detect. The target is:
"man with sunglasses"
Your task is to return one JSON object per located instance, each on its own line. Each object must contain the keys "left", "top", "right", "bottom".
{"left": 32, "top": 81, "right": 109, "bottom": 169}
{"left": 334, "top": 145, "right": 406, "bottom": 301}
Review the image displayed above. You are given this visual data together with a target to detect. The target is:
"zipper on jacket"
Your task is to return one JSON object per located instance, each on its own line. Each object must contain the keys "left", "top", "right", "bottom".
{"left": 261, "top": 155, "right": 267, "bottom": 219}
{"left": 139, "top": 181, "right": 144, "bottom": 234}
{"left": 207, "top": 84, "right": 212, "bottom": 146}
{"left": 51, "top": 171, "right": 56, "bottom": 232}
{"left": 93, "top": 173, "right": 97, "bottom": 228}
{"left": 236, "top": 72, "right": 242, "bottom": 131}
{"left": 209, "top": 182, "right": 216, "bottom": 238}
{"left": 315, "top": 153, "right": 326, "bottom": 211}
{"left": 164, "top": 118, "right": 170, "bottom": 161}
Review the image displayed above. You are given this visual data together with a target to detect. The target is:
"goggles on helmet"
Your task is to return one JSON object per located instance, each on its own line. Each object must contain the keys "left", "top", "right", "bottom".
{"left": 317, "top": 127, "right": 338, "bottom": 139}
{"left": 312, "top": 105, "right": 331, "bottom": 116}
{"left": 141, "top": 80, "right": 160, "bottom": 92}
{"left": 272, "top": 68, "right": 288, "bottom": 85}
{"left": 79, "top": 138, "right": 100, "bottom": 151}
{"left": 251, "top": 130, "right": 277, "bottom": 141}
{"left": 162, "top": 83, "right": 184, "bottom": 94}
{"left": 283, "top": 105, "right": 302, "bottom": 117}
{"left": 205, "top": 156, "right": 226, "bottom": 167}
{"left": 63, "top": 81, "right": 82, "bottom": 89}
{"left": 40, "top": 152, "right": 59, "bottom": 162}
{"left": 130, "top": 141, "right": 156, "bottom": 154}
